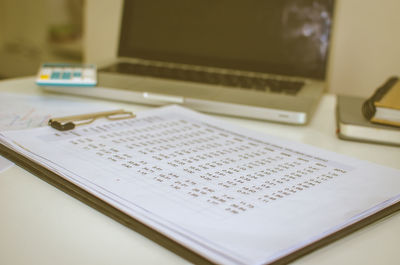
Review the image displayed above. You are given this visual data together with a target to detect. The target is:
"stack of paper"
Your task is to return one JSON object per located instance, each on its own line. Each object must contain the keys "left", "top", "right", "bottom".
{"left": 1, "top": 105, "right": 399, "bottom": 265}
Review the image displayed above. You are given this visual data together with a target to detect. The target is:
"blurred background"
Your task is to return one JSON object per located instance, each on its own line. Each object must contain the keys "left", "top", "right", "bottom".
{"left": 0, "top": 0, "right": 400, "bottom": 97}
{"left": 0, "top": 0, "right": 83, "bottom": 78}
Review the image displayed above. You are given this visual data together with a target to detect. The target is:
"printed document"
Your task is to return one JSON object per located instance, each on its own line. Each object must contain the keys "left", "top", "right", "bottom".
{"left": 1, "top": 105, "right": 399, "bottom": 265}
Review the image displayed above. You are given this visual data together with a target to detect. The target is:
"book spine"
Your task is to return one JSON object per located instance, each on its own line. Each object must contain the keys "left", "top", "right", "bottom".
{"left": 362, "top": 76, "right": 398, "bottom": 120}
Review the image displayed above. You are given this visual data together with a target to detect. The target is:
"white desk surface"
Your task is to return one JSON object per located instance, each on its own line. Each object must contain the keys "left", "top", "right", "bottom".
{"left": 0, "top": 77, "right": 399, "bottom": 265}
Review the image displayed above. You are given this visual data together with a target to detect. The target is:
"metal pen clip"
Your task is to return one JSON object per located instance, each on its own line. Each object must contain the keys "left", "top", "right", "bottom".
{"left": 48, "top": 109, "right": 136, "bottom": 131}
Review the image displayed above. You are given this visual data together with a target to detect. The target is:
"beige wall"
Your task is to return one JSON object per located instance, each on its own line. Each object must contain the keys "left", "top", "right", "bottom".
{"left": 84, "top": 0, "right": 400, "bottom": 97}
{"left": 0, "top": 0, "right": 82, "bottom": 78}
{"left": 0, "top": 0, "right": 48, "bottom": 46}
{"left": 83, "top": 0, "right": 123, "bottom": 67}
{"left": 0, "top": 2, "right": 4, "bottom": 44}
{"left": 328, "top": 0, "right": 400, "bottom": 97}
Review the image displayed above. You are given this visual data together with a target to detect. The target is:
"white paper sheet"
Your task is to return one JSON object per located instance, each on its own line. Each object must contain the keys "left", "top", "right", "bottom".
{"left": 0, "top": 92, "right": 118, "bottom": 130}
{"left": 0, "top": 155, "right": 13, "bottom": 173}
{"left": 1, "top": 105, "right": 399, "bottom": 265}
{"left": 0, "top": 92, "right": 119, "bottom": 172}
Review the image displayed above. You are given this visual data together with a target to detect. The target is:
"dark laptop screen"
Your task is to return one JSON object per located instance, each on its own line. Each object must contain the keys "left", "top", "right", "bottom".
{"left": 118, "top": 0, "right": 334, "bottom": 80}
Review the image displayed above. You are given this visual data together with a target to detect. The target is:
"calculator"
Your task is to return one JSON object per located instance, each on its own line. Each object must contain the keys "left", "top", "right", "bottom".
{"left": 36, "top": 63, "right": 97, "bottom": 86}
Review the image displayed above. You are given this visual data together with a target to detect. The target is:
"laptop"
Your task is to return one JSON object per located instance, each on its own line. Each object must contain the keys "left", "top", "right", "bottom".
{"left": 47, "top": 0, "right": 335, "bottom": 124}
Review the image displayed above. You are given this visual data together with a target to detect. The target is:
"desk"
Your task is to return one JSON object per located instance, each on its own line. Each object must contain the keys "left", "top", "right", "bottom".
{"left": 0, "top": 77, "right": 399, "bottom": 265}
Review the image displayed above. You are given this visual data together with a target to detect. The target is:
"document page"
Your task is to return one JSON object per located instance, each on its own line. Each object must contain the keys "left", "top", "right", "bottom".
{"left": 0, "top": 92, "right": 118, "bottom": 173}
{"left": 0, "top": 92, "right": 118, "bottom": 130}
{"left": 1, "top": 105, "right": 399, "bottom": 265}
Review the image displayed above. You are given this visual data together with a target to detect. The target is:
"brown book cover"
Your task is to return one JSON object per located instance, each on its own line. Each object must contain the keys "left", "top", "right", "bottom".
{"left": 362, "top": 77, "right": 400, "bottom": 127}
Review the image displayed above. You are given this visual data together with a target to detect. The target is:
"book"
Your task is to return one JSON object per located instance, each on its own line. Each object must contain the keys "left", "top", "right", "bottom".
{"left": 362, "top": 77, "right": 400, "bottom": 127}
{"left": 337, "top": 95, "right": 400, "bottom": 146}
{"left": 1, "top": 105, "right": 400, "bottom": 265}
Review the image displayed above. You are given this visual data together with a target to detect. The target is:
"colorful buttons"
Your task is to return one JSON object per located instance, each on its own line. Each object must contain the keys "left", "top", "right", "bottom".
{"left": 36, "top": 63, "right": 97, "bottom": 86}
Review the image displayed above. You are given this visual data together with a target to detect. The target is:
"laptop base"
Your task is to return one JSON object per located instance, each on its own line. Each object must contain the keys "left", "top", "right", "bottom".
{"left": 42, "top": 71, "right": 324, "bottom": 125}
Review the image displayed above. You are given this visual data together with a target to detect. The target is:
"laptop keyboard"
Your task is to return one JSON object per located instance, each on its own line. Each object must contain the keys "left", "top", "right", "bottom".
{"left": 101, "top": 62, "right": 304, "bottom": 95}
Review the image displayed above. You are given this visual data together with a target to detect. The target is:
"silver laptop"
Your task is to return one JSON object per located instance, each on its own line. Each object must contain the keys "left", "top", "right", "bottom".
{"left": 48, "top": 0, "right": 335, "bottom": 124}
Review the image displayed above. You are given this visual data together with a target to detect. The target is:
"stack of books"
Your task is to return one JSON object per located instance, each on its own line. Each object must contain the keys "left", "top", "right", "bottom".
{"left": 336, "top": 77, "right": 400, "bottom": 146}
